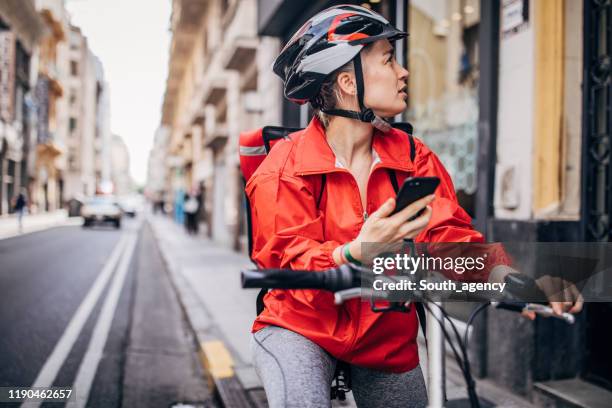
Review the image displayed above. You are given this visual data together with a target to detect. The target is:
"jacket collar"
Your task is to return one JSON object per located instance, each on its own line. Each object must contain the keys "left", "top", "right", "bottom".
{"left": 293, "top": 117, "right": 415, "bottom": 175}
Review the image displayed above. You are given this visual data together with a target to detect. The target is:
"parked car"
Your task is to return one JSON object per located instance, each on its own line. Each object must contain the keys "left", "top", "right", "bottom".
{"left": 81, "top": 196, "right": 122, "bottom": 228}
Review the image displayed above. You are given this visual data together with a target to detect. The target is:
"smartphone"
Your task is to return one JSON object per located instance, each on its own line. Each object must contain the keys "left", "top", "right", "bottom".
{"left": 391, "top": 177, "right": 440, "bottom": 218}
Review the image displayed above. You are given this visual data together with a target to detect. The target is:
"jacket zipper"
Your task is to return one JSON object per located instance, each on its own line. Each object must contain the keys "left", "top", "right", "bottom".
{"left": 298, "top": 162, "right": 398, "bottom": 222}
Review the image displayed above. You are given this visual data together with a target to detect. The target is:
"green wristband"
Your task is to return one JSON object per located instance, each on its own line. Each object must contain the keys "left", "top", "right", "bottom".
{"left": 344, "top": 244, "right": 361, "bottom": 265}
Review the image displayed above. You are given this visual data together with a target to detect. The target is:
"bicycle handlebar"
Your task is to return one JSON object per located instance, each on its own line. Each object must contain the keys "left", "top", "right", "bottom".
{"left": 241, "top": 265, "right": 575, "bottom": 324}
{"left": 241, "top": 263, "right": 358, "bottom": 292}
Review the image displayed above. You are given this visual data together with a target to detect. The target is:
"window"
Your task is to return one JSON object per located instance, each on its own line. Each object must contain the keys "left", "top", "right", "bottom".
{"left": 69, "top": 117, "right": 77, "bottom": 132}
{"left": 68, "top": 147, "right": 78, "bottom": 170}
{"left": 407, "top": 0, "right": 481, "bottom": 218}
{"left": 70, "top": 60, "right": 78, "bottom": 76}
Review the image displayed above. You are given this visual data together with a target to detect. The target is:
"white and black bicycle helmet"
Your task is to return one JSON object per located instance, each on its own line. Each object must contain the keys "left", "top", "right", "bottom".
{"left": 273, "top": 4, "right": 408, "bottom": 132}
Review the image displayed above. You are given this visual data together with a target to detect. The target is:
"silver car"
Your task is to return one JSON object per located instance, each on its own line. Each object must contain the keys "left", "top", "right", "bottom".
{"left": 81, "top": 196, "right": 122, "bottom": 228}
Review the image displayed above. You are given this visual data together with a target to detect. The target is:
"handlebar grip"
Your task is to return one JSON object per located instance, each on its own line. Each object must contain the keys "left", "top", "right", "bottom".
{"left": 241, "top": 269, "right": 326, "bottom": 289}
{"left": 494, "top": 301, "right": 526, "bottom": 313}
{"left": 241, "top": 264, "right": 357, "bottom": 291}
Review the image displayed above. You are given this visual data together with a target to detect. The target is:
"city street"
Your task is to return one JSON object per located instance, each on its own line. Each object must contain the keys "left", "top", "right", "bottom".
{"left": 1, "top": 0, "right": 611, "bottom": 405}
{"left": 0, "top": 218, "right": 216, "bottom": 408}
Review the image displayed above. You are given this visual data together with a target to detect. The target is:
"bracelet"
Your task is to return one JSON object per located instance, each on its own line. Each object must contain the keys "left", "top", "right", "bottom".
{"left": 337, "top": 245, "right": 348, "bottom": 264}
{"left": 343, "top": 243, "right": 362, "bottom": 265}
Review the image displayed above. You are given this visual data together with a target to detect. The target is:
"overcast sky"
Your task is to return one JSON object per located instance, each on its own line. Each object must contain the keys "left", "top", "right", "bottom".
{"left": 65, "top": 0, "right": 171, "bottom": 186}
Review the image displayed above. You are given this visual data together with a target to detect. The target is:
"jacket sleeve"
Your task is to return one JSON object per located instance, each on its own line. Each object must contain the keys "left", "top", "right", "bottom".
{"left": 246, "top": 173, "right": 341, "bottom": 271}
{"left": 411, "top": 140, "right": 510, "bottom": 281}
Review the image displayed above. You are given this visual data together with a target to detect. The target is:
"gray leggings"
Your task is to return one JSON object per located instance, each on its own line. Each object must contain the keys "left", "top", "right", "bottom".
{"left": 251, "top": 325, "right": 427, "bottom": 408}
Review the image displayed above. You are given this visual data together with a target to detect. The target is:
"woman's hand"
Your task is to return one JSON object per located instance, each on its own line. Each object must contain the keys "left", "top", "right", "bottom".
{"left": 346, "top": 195, "right": 434, "bottom": 262}
{"left": 488, "top": 266, "right": 584, "bottom": 320}
{"left": 532, "top": 275, "right": 584, "bottom": 318}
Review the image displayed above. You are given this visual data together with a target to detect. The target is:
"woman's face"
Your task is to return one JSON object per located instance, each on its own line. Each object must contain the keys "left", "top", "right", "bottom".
{"left": 361, "top": 39, "right": 409, "bottom": 117}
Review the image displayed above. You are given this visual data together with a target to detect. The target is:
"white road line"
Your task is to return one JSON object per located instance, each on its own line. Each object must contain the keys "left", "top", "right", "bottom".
{"left": 21, "top": 233, "right": 129, "bottom": 408}
{"left": 70, "top": 233, "right": 138, "bottom": 407}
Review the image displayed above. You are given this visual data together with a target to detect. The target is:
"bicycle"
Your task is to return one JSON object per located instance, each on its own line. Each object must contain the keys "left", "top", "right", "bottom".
{"left": 241, "top": 263, "right": 575, "bottom": 408}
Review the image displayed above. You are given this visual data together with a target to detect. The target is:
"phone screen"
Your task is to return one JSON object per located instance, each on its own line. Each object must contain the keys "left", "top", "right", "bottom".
{"left": 392, "top": 177, "right": 440, "bottom": 217}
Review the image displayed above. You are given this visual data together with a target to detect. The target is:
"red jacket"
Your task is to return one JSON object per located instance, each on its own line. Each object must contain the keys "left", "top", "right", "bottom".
{"left": 246, "top": 117, "right": 488, "bottom": 372}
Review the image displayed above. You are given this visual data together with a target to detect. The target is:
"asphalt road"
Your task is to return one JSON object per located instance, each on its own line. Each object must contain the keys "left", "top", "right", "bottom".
{"left": 0, "top": 217, "right": 216, "bottom": 408}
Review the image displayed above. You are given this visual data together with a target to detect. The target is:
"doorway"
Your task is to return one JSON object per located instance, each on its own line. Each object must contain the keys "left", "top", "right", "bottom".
{"left": 581, "top": 0, "right": 612, "bottom": 392}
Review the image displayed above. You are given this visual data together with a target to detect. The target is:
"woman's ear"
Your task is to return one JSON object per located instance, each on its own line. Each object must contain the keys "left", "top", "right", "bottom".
{"left": 336, "top": 71, "right": 356, "bottom": 98}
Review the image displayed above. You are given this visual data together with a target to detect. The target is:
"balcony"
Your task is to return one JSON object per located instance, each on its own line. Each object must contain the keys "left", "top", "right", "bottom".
{"left": 202, "top": 77, "right": 227, "bottom": 106}
{"left": 163, "top": 0, "right": 209, "bottom": 125}
{"left": 37, "top": 0, "right": 69, "bottom": 42}
{"left": 190, "top": 106, "right": 205, "bottom": 126}
{"left": 37, "top": 67, "right": 63, "bottom": 97}
{"left": 205, "top": 123, "right": 228, "bottom": 150}
{"left": 36, "top": 139, "right": 63, "bottom": 159}
{"left": 0, "top": 0, "right": 45, "bottom": 51}
{"left": 222, "top": 36, "right": 258, "bottom": 72}
{"left": 187, "top": 82, "right": 206, "bottom": 125}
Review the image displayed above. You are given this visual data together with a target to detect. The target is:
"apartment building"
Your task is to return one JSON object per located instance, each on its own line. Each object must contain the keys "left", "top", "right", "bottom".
{"left": 161, "top": 0, "right": 282, "bottom": 247}
{"left": 0, "top": 0, "right": 44, "bottom": 214}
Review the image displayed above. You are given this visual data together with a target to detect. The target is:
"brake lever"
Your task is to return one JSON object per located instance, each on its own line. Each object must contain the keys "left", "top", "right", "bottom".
{"left": 524, "top": 303, "right": 575, "bottom": 324}
{"left": 334, "top": 288, "right": 362, "bottom": 305}
{"left": 491, "top": 301, "right": 575, "bottom": 324}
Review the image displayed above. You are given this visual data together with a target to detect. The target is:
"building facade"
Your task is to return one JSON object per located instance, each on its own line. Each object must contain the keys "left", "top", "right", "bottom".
{"left": 64, "top": 25, "right": 97, "bottom": 200}
{"left": 31, "top": 0, "right": 72, "bottom": 213}
{"left": 146, "top": 126, "right": 170, "bottom": 209}
{"left": 161, "top": 0, "right": 281, "bottom": 247}
{"left": 1, "top": 0, "right": 114, "bottom": 216}
{"left": 0, "top": 0, "right": 45, "bottom": 215}
{"left": 110, "top": 133, "right": 131, "bottom": 196}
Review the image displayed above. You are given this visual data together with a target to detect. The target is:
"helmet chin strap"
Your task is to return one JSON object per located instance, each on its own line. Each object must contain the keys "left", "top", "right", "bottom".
{"left": 322, "top": 53, "right": 392, "bottom": 133}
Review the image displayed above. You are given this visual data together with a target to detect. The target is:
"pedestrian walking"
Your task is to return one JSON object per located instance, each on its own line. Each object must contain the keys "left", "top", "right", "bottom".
{"left": 13, "top": 189, "right": 27, "bottom": 233}
{"left": 183, "top": 193, "right": 199, "bottom": 235}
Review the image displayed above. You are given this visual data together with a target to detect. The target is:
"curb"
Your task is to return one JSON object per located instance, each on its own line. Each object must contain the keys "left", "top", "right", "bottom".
{"left": 147, "top": 217, "right": 263, "bottom": 408}
{"left": 0, "top": 210, "right": 76, "bottom": 240}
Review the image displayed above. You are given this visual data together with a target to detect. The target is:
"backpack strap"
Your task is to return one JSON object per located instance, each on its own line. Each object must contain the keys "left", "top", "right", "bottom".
{"left": 409, "top": 133, "right": 416, "bottom": 162}
{"left": 386, "top": 128, "right": 416, "bottom": 191}
{"left": 387, "top": 169, "right": 399, "bottom": 193}
{"left": 317, "top": 174, "right": 327, "bottom": 209}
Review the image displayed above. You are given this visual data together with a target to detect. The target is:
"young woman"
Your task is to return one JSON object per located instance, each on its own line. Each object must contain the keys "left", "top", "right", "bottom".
{"left": 245, "top": 5, "right": 579, "bottom": 407}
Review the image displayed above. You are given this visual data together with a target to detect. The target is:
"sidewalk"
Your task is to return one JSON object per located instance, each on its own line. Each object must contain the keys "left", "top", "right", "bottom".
{"left": 148, "top": 213, "right": 266, "bottom": 407}
{"left": 148, "top": 213, "right": 537, "bottom": 408}
{"left": 0, "top": 210, "right": 79, "bottom": 240}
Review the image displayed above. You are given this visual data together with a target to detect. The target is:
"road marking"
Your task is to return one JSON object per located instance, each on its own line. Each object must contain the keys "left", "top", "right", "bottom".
{"left": 70, "top": 233, "right": 138, "bottom": 407}
{"left": 200, "top": 340, "right": 235, "bottom": 380}
{"left": 21, "top": 234, "right": 129, "bottom": 408}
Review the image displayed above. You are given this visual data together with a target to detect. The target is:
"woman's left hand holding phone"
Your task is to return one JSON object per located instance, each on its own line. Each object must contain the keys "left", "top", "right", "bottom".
{"left": 333, "top": 195, "right": 435, "bottom": 265}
